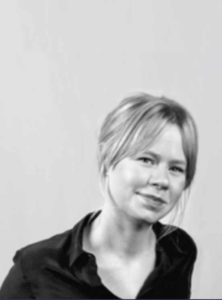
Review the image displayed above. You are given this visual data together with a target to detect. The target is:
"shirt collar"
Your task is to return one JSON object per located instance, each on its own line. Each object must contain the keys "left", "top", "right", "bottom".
{"left": 68, "top": 210, "right": 187, "bottom": 268}
{"left": 68, "top": 210, "right": 101, "bottom": 267}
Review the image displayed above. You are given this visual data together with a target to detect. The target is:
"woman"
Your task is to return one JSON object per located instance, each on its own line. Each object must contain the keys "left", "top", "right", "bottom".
{"left": 0, "top": 93, "right": 198, "bottom": 299}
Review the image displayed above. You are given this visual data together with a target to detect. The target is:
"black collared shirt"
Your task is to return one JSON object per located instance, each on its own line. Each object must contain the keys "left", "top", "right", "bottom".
{"left": 0, "top": 211, "right": 197, "bottom": 299}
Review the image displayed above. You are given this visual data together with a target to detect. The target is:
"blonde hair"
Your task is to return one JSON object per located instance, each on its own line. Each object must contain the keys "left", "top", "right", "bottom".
{"left": 97, "top": 93, "right": 198, "bottom": 237}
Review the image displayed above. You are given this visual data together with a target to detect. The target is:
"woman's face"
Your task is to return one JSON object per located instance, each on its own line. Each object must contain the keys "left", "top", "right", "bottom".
{"left": 107, "top": 124, "right": 187, "bottom": 224}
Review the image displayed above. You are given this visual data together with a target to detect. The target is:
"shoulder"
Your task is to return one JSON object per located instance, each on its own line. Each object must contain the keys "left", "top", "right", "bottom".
{"left": 156, "top": 222, "right": 197, "bottom": 257}
{"left": 168, "top": 225, "right": 197, "bottom": 254}
{"left": 153, "top": 224, "right": 197, "bottom": 299}
{"left": 0, "top": 229, "right": 74, "bottom": 298}
{"left": 13, "top": 228, "right": 73, "bottom": 274}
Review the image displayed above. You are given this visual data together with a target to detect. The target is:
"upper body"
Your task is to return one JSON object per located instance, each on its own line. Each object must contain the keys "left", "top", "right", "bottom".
{"left": 0, "top": 93, "right": 199, "bottom": 299}
{"left": 0, "top": 210, "right": 197, "bottom": 299}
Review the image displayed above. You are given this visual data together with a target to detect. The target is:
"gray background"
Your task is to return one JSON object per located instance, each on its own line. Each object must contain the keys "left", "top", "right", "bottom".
{"left": 0, "top": 0, "right": 221, "bottom": 298}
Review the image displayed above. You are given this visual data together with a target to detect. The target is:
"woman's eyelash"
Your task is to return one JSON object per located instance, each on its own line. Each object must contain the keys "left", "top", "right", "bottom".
{"left": 139, "top": 157, "right": 154, "bottom": 164}
{"left": 170, "top": 166, "right": 185, "bottom": 173}
{"left": 138, "top": 158, "right": 185, "bottom": 173}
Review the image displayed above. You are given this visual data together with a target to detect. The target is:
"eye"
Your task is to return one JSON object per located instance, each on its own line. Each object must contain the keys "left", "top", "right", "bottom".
{"left": 138, "top": 157, "right": 155, "bottom": 165}
{"left": 170, "top": 166, "right": 185, "bottom": 173}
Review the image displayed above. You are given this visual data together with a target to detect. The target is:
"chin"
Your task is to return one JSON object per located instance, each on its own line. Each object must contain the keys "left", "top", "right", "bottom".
{"left": 132, "top": 209, "right": 163, "bottom": 224}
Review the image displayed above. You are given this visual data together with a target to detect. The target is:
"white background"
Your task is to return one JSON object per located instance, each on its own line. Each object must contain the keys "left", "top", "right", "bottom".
{"left": 0, "top": 1, "right": 221, "bottom": 298}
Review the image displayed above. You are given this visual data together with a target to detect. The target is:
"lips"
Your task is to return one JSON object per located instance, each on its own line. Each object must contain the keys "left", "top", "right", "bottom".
{"left": 136, "top": 192, "right": 166, "bottom": 204}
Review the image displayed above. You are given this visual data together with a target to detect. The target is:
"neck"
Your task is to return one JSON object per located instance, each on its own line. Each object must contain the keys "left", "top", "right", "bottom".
{"left": 86, "top": 202, "right": 156, "bottom": 259}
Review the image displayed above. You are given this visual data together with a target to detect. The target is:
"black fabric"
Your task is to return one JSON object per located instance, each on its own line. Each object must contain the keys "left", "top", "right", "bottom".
{"left": 0, "top": 211, "right": 197, "bottom": 299}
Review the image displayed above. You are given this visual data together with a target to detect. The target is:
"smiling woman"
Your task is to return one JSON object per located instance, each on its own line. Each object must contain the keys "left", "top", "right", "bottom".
{"left": 106, "top": 124, "right": 187, "bottom": 226}
{"left": 0, "top": 93, "right": 198, "bottom": 299}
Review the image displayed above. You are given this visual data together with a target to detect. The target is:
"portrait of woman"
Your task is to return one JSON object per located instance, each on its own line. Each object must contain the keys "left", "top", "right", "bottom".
{"left": 0, "top": 93, "right": 198, "bottom": 299}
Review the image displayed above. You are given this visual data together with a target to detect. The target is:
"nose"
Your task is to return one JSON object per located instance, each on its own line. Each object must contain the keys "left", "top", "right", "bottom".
{"left": 149, "top": 164, "right": 169, "bottom": 190}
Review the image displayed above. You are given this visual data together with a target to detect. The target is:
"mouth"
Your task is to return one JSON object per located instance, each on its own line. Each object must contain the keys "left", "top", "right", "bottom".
{"left": 136, "top": 192, "right": 166, "bottom": 206}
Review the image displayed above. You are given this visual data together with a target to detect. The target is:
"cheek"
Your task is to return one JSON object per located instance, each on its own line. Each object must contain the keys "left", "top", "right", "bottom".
{"left": 171, "top": 180, "right": 186, "bottom": 201}
{"left": 119, "top": 165, "right": 146, "bottom": 190}
{"left": 111, "top": 164, "right": 144, "bottom": 193}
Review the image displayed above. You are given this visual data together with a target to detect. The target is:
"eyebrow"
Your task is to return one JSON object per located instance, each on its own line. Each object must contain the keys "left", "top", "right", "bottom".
{"left": 140, "top": 151, "right": 187, "bottom": 166}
